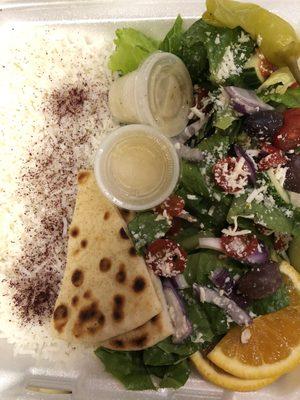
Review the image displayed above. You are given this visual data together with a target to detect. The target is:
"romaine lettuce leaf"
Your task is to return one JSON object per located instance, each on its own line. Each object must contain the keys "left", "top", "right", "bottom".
{"left": 250, "top": 284, "right": 290, "bottom": 315}
{"left": 180, "top": 19, "right": 255, "bottom": 85}
{"left": 184, "top": 250, "right": 243, "bottom": 286}
{"left": 227, "top": 194, "right": 295, "bottom": 234}
{"left": 259, "top": 87, "right": 300, "bottom": 108}
{"left": 128, "top": 212, "right": 170, "bottom": 251}
{"left": 109, "top": 28, "right": 159, "bottom": 74}
{"left": 95, "top": 348, "right": 155, "bottom": 390}
{"left": 159, "top": 360, "right": 190, "bottom": 389}
{"left": 159, "top": 15, "right": 184, "bottom": 55}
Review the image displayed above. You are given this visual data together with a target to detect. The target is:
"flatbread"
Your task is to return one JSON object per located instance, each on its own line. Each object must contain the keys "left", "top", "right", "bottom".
{"left": 101, "top": 270, "right": 174, "bottom": 350}
{"left": 52, "top": 170, "right": 161, "bottom": 345}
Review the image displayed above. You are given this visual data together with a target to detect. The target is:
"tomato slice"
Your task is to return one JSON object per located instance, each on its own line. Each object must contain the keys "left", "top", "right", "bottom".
{"left": 258, "top": 151, "right": 287, "bottom": 171}
{"left": 155, "top": 195, "right": 185, "bottom": 218}
{"left": 221, "top": 234, "right": 259, "bottom": 261}
{"left": 274, "top": 233, "right": 292, "bottom": 252}
{"left": 213, "top": 157, "right": 250, "bottom": 194}
{"left": 261, "top": 143, "right": 280, "bottom": 155}
{"left": 274, "top": 109, "right": 300, "bottom": 151}
{"left": 145, "top": 239, "right": 187, "bottom": 277}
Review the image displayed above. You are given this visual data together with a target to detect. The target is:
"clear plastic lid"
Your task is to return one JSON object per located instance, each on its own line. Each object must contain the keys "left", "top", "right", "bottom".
{"left": 94, "top": 124, "right": 180, "bottom": 210}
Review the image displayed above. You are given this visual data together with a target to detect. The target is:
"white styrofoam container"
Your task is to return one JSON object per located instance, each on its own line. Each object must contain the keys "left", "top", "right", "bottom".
{"left": 1, "top": 1, "right": 300, "bottom": 399}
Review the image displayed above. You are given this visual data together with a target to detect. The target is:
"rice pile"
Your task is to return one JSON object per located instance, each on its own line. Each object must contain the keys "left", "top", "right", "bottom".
{"left": 0, "top": 24, "right": 118, "bottom": 361}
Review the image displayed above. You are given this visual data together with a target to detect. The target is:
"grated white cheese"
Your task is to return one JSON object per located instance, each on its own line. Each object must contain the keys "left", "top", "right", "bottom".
{"left": 246, "top": 185, "right": 268, "bottom": 204}
{"left": 222, "top": 227, "right": 252, "bottom": 236}
{"left": 187, "top": 194, "right": 198, "bottom": 200}
{"left": 215, "top": 46, "right": 242, "bottom": 83}
{"left": 272, "top": 165, "right": 288, "bottom": 187}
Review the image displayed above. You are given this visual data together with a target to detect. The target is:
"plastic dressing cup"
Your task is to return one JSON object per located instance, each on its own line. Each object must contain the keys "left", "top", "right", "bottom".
{"left": 94, "top": 124, "right": 180, "bottom": 211}
{"left": 109, "top": 51, "right": 193, "bottom": 137}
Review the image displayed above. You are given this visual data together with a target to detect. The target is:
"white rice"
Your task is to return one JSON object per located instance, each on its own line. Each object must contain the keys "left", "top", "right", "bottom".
{"left": 0, "top": 24, "right": 118, "bottom": 361}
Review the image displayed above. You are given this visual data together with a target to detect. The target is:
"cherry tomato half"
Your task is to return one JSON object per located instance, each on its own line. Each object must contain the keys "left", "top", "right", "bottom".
{"left": 155, "top": 195, "right": 185, "bottom": 218}
{"left": 145, "top": 239, "right": 187, "bottom": 277}
{"left": 274, "top": 109, "right": 300, "bottom": 151}
{"left": 213, "top": 157, "right": 250, "bottom": 194}
{"left": 221, "top": 234, "right": 259, "bottom": 261}
{"left": 258, "top": 151, "right": 287, "bottom": 171}
{"left": 274, "top": 233, "right": 292, "bottom": 252}
{"left": 261, "top": 143, "right": 280, "bottom": 155}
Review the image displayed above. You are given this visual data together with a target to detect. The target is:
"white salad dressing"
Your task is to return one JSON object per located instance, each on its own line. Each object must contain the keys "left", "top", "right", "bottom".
{"left": 94, "top": 124, "right": 179, "bottom": 210}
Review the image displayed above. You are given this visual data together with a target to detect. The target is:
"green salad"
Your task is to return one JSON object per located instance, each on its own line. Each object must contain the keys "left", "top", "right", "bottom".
{"left": 96, "top": 0, "right": 300, "bottom": 391}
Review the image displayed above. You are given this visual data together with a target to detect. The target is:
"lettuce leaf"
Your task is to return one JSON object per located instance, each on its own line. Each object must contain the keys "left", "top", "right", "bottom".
{"left": 128, "top": 212, "right": 170, "bottom": 251}
{"left": 250, "top": 284, "right": 290, "bottom": 315}
{"left": 159, "top": 15, "right": 184, "bottom": 55}
{"left": 180, "top": 19, "right": 255, "bottom": 85}
{"left": 160, "top": 360, "right": 190, "bottom": 389}
{"left": 95, "top": 348, "right": 155, "bottom": 390}
{"left": 227, "top": 194, "right": 295, "bottom": 234}
{"left": 108, "top": 28, "right": 159, "bottom": 74}
{"left": 259, "top": 87, "right": 300, "bottom": 108}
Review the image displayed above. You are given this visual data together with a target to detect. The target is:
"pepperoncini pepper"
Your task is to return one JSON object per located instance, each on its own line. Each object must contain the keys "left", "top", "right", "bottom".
{"left": 203, "top": 0, "right": 300, "bottom": 82}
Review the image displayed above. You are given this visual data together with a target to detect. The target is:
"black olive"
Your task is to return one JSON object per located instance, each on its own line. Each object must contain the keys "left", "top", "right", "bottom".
{"left": 236, "top": 262, "right": 282, "bottom": 300}
{"left": 284, "top": 155, "right": 300, "bottom": 194}
{"left": 243, "top": 110, "right": 284, "bottom": 141}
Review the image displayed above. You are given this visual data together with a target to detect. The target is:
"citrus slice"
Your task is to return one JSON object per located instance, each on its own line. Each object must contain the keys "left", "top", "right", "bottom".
{"left": 208, "top": 262, "right": 300, "bottom": 380}
{"left": 190, "top": 352, "right": 278, "bottom": 392}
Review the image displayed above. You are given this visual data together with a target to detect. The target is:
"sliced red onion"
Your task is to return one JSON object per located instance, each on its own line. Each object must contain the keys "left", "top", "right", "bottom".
{"left": 176, "top": 116, "right": 209, "bottom": 144}
{"left": 225, "top": 86, "right": 273, "bottom": 115}
{"left": 245, "top": 241, "right": 269, "bottom": 265}
{"left": 197, "top": 237, "right": 223, "bottom": 252}
{"left": 196, "top": 236, "right": 269, "bottom": 266}
{"left": 234, "top": 145, "right": 256, "bottom": 186}
{"left": 210, "top": 268, "right": 249, "bottom": 309}
{"left": 163, "top": 279, "right": 193, "bottom": 343}
{"left": 194, "top": 284, "right": 252, "bottom": 326}
{"left": 173, "top": 142, "right": 204, "bottom": 162}
{"left": 210, "top": 268, "right": 235, "bottom": 295}
{"left": 171, "top": 274, "right": 190, "bottom": 290}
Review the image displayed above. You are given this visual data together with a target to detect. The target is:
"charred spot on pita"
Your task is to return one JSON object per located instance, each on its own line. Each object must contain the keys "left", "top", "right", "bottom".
{"left": 133, "top": 276, "right": 146, "bottom": 292}
{"left": 112, "top": 339, "right": 124, "bottom": 348}
{"left": 79, "top": 301, "right": 98, "bottom": 322}
{"left": 80, "top": 239, "right": 88, "bottom": 248}
{"left": 70, "top": 226, "right": 79, "bottom": 237}
{"left": 116, "top": 264, "right": 126, "bottom": 283}
{"left": 71, "top": 296, "right": 79, "bottom": 306}
{"left": 104, "top": 211, "right": 110, "bottom": 220}
{"left": 83, "top": 290, "right": 91, "bottom": 299}
{"left": 129, "top": 246, "right": 137, "bottom": 256}
{"left": 53, "top": 304, "right": 68, "bottom": 333}
{"left": 78, "top": 171, "right": 90, "bottom": 184}
{"left": 73, "top": 303, "right": 105, "bottom": 338}
{"left": 151, "top": 314, "right": 159, "bottom": 324}
{"left": 114, "top": 294, "right": 124, "bottom": 306}
{"left": 71, "top": 269, "right": 84, "bottom": 287}
{"left": 113, "top": 309, "right": 124, "bottom": 321}
{"left": 99, "top": 257, "right": 111, "bottom": 272}
{"left": 112, "top": 294, "right": 125, "bottom": 322}
{"left": 119, "top": 227, "right": 129, "bottom": 239}
{"left": 131, "top": 334, "right": 148, "bottom": 347}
